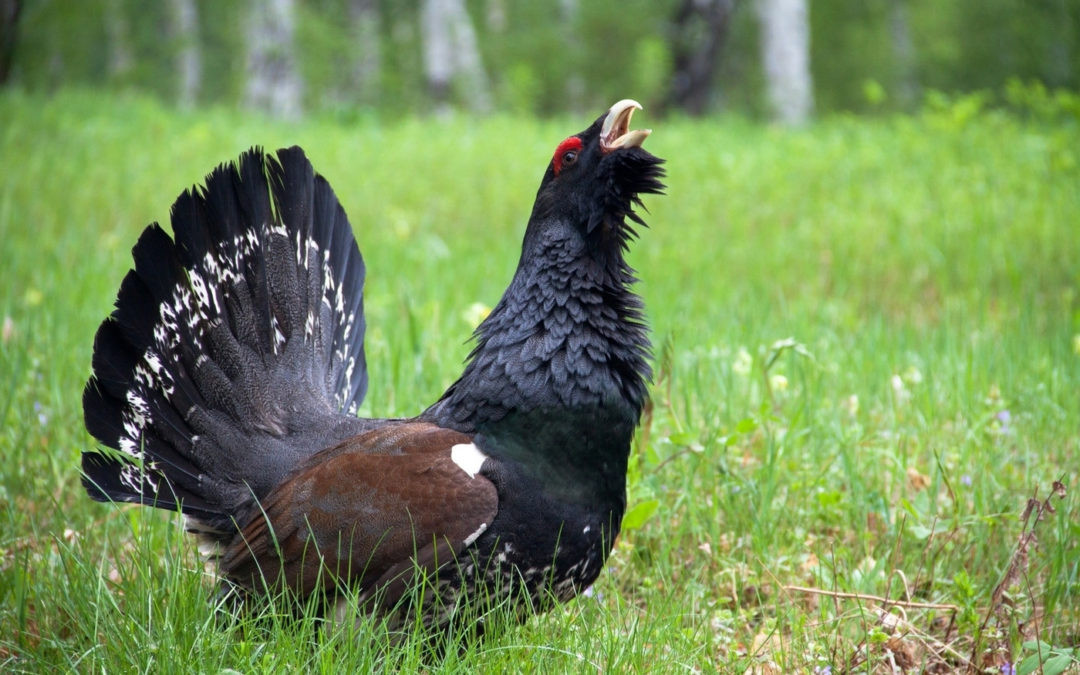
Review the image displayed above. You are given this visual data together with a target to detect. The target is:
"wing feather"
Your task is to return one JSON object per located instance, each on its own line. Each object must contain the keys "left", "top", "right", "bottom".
{"left": 221, "top": 422, "right": 498, "bottom": 601}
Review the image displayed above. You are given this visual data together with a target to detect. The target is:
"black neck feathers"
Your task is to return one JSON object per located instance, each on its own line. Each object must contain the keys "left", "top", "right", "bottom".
{"left": 424, "top": 216, "right": 651, "bottom": 437}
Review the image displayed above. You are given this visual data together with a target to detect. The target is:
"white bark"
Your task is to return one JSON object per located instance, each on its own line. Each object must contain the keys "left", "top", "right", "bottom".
{"left": 169, "top": 0, "right": 201, "bottom": 107}
{"left": 105, "top": 0, "right": 133, "bottom": 80}
{"left": 349, "top": 0, "right": 381, "bottom": 105}
{"left": 486, "top": 0, "right": 507, "bottom": 33}
{"left": 421, "top": 0, "right": 492, "bottom": 113}
{"left": 559, "top": 0, "right": 584, "bottom": 112}
{"left": 245, "top": 0, "right": 303, "bottom": 119}
{"left": 757, "top": 0, "right": 813, "bottom": 125}
{"left": 1048, "top": 0, "right": 1072, "bottom": 85}
{"left": 889, "top": 0, "right": 916, "bottom": 107}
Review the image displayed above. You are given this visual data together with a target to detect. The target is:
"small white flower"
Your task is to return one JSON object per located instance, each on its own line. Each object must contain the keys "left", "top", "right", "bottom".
{"left": 733, "top": 347, "right": 753, "bottom": 376}
{"left": 891, "top": 375, "right": 910, "bottom": 402}
{"left": 842, "top": 394, "right": 859, "bottom": 417}
{"left": 461, "top": 302, "right": 491, "bottom": 328}
{"left": 903, "top": 366, "right": 923, "bottom": 385}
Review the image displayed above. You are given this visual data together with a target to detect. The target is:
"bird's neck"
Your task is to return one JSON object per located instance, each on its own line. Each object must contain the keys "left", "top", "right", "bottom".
{"left": 424, "top": 219, "right": 651, "bottom": 451}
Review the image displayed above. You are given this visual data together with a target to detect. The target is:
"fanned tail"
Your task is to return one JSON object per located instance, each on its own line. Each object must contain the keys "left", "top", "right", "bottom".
{"left": 82, "top": 147, "right": 375, "bottom": 535}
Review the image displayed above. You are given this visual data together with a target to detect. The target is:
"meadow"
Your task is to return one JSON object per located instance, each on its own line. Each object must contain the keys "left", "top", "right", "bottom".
{"left": 1, "top": 89, "right": 1077, "bottom": 672}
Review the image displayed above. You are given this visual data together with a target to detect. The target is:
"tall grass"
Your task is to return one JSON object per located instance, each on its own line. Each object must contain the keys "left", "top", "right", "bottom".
{"left": 1, "top": 89, "right": 1077, "bottom": 672}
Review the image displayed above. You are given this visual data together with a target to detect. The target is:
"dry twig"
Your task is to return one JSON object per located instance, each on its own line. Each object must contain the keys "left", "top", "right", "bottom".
{"left": 781, "top": 585, "right": 960, "bottom": 613}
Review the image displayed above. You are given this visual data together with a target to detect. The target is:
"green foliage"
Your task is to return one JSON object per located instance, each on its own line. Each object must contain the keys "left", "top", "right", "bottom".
{"left": 1018, "top": 641, "right": 1079, "bottom": 675}
{"left": 811, "top": 0, "right": 1080, "bottom": 113}
{"left": 1, "top": 90, "right": 1078, "bottom": 671}
{"left": 8, "top": 0, "right": 1079, "bottom": 117}
{"left": 1004, "top": 77, "right": 1080, "bottom": 122}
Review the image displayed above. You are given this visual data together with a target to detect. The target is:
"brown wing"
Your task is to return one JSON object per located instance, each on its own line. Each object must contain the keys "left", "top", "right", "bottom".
{"left": 220, "top": 422, "right": 498, "bottom": 602}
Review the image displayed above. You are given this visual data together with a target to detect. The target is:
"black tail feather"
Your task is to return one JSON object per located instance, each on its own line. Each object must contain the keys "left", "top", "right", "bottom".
{"left": 82, "top": 147, "right": 375, "bottom": 533}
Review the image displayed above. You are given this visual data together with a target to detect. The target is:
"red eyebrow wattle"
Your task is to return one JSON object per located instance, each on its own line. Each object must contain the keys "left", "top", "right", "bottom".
{"left": 553, "top": 137, "right": 583, "bottom": 175}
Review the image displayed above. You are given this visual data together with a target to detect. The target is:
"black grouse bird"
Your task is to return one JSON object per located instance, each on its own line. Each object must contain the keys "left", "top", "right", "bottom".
{"left": 81, "top": 100, "right": 665, "bottom": 630}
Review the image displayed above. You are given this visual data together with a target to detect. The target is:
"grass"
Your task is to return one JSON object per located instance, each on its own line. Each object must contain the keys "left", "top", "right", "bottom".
{"left": 1, "top": 88, "right": 1078, "bottom": 672}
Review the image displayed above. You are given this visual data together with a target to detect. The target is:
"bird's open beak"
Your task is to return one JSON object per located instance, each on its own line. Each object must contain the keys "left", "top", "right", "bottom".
{"left": 600, "top": 99, "right": 651, "bottom": 154}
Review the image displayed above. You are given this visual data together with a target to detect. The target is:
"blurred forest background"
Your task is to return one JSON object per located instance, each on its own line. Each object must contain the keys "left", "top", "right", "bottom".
{"left": 1, "top": 0, "right": 1077, "bottom": 123}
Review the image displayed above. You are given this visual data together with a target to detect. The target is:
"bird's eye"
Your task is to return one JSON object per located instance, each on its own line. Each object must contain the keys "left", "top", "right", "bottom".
{"left": 553, "top": 136, "right": 584, "bottom": 176}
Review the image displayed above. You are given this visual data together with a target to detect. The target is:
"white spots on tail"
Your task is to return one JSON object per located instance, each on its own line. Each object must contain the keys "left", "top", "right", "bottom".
{"left": 463, "top": 521, "right": 488, "bottom": 546}
{"left": 272, "top": 316, "right": 286, "bottom": 353}
{"left": 118, "top": 382, "right": 160, "bottom": 493}
{"left": 143, "top": 351, "right": 163, "bottom": 375}
{"left": 294, "top": 231, "right": 306, "bottom": 270}
{"left": 119, "top": 463, "right": 152, "bottom": 493}
{"left": 117, "top": 463, "right": 138, "bottom": 489}
{"left": 450, "top": 443, "right": 488, "bottom": 479}
{"left": 110, "top": 181, "right": 365, "bottom": 501}
{"left": 125, "top": 390, "right": 149, "bottom": 429}
{"left": 184, "top": 515, "right": 225, "bottom": 560}
{"left": 188, "top": 269, "right": 212, "bottom": 315}
{"left": 141, "top": 351, "right": 174, "bottom": 395}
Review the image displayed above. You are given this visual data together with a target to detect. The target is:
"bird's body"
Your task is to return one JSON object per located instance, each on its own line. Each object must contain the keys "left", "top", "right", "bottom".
{"left": 81, "top": 100, "right": 664, "bottom": 631}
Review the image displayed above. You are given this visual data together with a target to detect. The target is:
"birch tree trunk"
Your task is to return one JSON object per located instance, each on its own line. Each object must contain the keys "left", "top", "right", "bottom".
{"left": 105, "top": 0, "right": 133, "bottom": 82}
{"left": 421, "top": 0, "right": 492, "bottom": 114}
{"left": 665, "top": 0, "right": 736, "bottom": 116}
{"left": 559, "top": 0, "right": 584, "bottom": 113}
{"left": 889, "top": 0, "right": 917, "bottom": 108}
{"left": 169, "top": 0, "right": 201, "bottom": 107}
{"left": 0, "top": 0, "right": 19, "bottom": 84}
{"left": 349, "top": 0, "right": 381, "bottom": 106}
{"left": 1047, "top": 0, "right": 1072, "bottom": 86}
{"left": 757, "top": 0, "right": 813, "bottom": 125}
{"left": 245, "top": 0, "right": 303, "bottom": 119}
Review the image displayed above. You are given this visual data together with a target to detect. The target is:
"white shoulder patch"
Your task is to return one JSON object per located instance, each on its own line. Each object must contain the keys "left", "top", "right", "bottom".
{"left": 450, "top": 442, "right": 488, "bottom": 479}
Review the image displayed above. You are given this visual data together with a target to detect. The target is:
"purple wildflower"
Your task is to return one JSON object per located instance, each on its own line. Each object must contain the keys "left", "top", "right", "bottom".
{"left": 996, "top": 409, "right": 1012, "bottom": 434}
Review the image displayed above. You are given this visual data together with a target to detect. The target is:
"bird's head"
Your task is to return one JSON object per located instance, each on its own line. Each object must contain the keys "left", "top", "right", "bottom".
{"left": 526, "top": 99, "right": 665, "bottom": 258}
{"left": 436, "top": 100, "right": 664, "bottom": 429}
